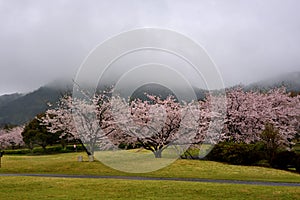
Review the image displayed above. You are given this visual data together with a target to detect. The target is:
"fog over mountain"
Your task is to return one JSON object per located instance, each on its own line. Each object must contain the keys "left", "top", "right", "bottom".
{"left": 1, "top": 1, "right": 300, "bottom": 95}
{"left": 247, "top": 71, "right": 300, "bottom": 92}
{"left": 0, "top": 71, "right": 299, "bottom": 126}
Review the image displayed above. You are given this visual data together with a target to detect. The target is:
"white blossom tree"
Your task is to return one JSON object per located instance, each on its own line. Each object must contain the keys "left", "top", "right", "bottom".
{"left": 0, "top": 126, "right": 24, "bottom": 149}
{"left": 223, "top": 87, "right": 300, "bottom": 147}
{"left": 41, "top": 86, "right": 299, "bottom": 160}
{"left": 42, "top": 93, "right": 115, "bottom": 156}
{"left": 111, "top": 95, "right": 200, "bottom": 158}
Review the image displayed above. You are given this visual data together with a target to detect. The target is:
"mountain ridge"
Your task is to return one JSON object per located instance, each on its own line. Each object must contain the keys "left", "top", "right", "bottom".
{"left": 0, "top": 72, "right": 299, "bottom": 126}
{"left": 0, "top": 86, "right": 64, "bottom": 126}
{"left": 246, "top": 71, "right": 300, "bottom": 92}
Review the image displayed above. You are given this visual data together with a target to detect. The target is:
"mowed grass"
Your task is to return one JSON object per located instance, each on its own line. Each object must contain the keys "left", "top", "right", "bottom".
{"left": 0, "top": 176, "right": 299, "bottom": 200}
{"left": 1, "top": 152, "right": 300, "bottom": 183}
{"left": 1, "top": 153, "right": 300, "bottom": 199}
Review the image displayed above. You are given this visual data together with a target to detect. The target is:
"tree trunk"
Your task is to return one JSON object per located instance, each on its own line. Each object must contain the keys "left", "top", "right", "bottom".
{"left": 61, "top": 139, "right": 66, "bottom": 150}
{"left": 78, "top": 140, "right": 92, "bottom": 156}
{"left": 154, "top": 149, "right": 162, "bottom": 158}
{"left": 42, "top": 145, "right": 47, "bottom": 152}
{"left": 29, "top": 142, "right": 34, "bottom": 153}
{"left": 88, "top": 155, "right": 94, "bottom": 162}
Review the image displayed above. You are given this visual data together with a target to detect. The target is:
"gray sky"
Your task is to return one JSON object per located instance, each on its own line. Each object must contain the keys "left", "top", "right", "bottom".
{"left": 0, "top": 0, "right": 299, "bottom": 95}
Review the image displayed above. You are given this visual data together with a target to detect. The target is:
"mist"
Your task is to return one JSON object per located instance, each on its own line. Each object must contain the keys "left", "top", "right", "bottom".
{"left": 0, "top": 0, "right": 299, "bottom": 95}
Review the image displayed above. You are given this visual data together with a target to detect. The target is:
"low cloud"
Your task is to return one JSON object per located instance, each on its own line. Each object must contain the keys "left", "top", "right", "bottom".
{"left": 0, "top": 0, "right": 299, "bottom": 94}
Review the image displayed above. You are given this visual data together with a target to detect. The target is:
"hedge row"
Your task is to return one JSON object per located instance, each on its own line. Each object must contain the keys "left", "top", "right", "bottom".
{"left": 205, "top": 142, "right": 264, "bottom": 165}
{"left": 3, "top": 145, "right": 85, "bottom": 155}
{"left": 204, "top": 142, "right": 300, "bottom": 172}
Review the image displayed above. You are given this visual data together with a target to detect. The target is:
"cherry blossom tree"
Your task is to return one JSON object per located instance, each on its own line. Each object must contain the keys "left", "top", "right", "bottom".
{"left": 181, "top": 93, "right": 227, "bottom": 158}
{"left": 42, "top": 93, "right": 115, "bottom": 156}
{"left": 223, "top": 87, "right": 300, "bottom": 147}
{"left": 196, "top": 93, "right": 227, "bottom": 144}
{"left": 111, "top": 95, "right": 200, "bottom": 158}
{"left": 43, "top": 92, "right": 221, "bottom": 159}
{"left": 41, "top": 86, "right": 299, "bottom": 160}
{"left": 0, "top": 126, "right": 24, "bottom": 149}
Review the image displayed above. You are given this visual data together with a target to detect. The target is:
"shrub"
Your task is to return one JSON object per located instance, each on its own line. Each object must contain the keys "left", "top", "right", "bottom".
{"left": 295, "top": 154, "right": 300, "bottom": 173}
{"left": 118, "top": 142, "right": 141, "bottom": 150}
{"left": 271, "top": 150, "right": 296, "bottom": 169}
{"left": 206, "top": 142, "right": 264, "bottom": 165}
{"left": 4, "top": 149, "right": 31, "bottom": 155}
{"left": 3, "top": 144, "right": 85, "bottom": 155}
{"left": 255, "top": 159, "right": 271, "bottom": 168}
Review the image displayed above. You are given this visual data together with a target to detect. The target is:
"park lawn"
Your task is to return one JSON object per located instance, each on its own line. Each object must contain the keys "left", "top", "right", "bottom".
{"left": 0, "top": 176, "right": 299, "bottom": 200}
{"left": 1, "top": 152, "right": 300, "bottom": 183}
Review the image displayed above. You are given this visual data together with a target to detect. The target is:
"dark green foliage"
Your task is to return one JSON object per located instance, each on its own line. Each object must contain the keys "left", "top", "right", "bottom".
{"left": 255, "top": 159, "right": 271, "bottom": 168}
{"left": 22, "top": 129, "right": 37, "bottom": 151}
{"left": 4, "top": 145, "right": 85, "bottom": 155}
{"left": 206, "top": 142, "right": 264, "bottom": 165}
{"left": 118, "top": 142, "right": 141, "bottom": 150}
{"left": 260, "top": 123, "right": 283, "bottom": 164}
{"left": 22, "top": 114, "right": 60, "bottom": 151}
{"left": 295, "top": 154, "right": 300, "bottom": 172}
{"left": 271, "top": 150, "right": 297, "bottom": 169}
{"left": 206, "top": 141, "right": 300, "bottom": 173}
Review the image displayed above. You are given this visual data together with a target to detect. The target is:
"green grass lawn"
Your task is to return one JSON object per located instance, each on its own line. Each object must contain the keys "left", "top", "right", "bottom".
{"left": 0, "top": 176, "right": 299, "bottom": 200}
{"left": 1, "top": 153, "right": 300, "bottom": 199}
{"left": 1, "top": 152, "right": 300, "bottom": 183}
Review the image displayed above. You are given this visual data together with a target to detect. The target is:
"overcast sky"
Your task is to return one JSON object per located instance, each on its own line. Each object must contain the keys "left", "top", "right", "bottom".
{"left": 0, "top": 0, "right": 299, "bottom": 95}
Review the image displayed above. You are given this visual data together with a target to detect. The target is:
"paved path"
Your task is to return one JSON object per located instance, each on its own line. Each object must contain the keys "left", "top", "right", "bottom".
{"left": 1, "top": 173, "right": 300, "bottom": 187}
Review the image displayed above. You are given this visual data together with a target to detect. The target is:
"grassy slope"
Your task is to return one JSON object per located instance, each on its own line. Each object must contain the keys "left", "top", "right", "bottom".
{"left": 1, "top": 153, "right": 300, "bottom": 183}
{"left": 0, "top": 176, "right": 299, "bottom": 200}
{"left": 1, "top": 153, "right": 300, "bottom": 199}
